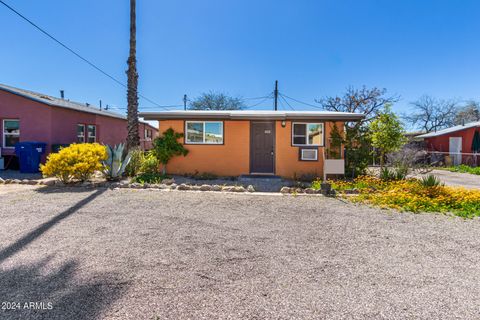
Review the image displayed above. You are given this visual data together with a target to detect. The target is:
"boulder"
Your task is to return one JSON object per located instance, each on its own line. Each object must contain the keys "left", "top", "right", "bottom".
{"left": 12, "top": 179, "right": 21, "bottom": 184}
{"left": 162, "top": 178, "right": 175, "bottom": 185}
{"left": 304, "top": 188, "right": 316, "bottom": 194}
{"left": 0, "top": 178, "right": 5, "bottom": 184}
{"left": 222, "top": 186, "right": 235, "bottom": 192}
{"left": 280, "top": 187, "right": 291, "bottom": 194}
{"left": 199, "top": 184, "right": 212, "bottom": 191}
{"left": 211, "top": 185, "right": 222, "bottom": 192}
{"left": 177, "top": 183, "right": 190, "bottom": 191}
{"left": 247, "top": 185, "right": 255, "bottom": 193}
{"left": 170, "top": 183, "right": 178, "bottom": 189}
{"left": 233, "top": 186, "right": 246, "bottom": 192}
{"left": 129, "top": 183, "right": 142, "bottom": 189}
{"left": 41, "top": 179, "right": 56, "bottom": 186}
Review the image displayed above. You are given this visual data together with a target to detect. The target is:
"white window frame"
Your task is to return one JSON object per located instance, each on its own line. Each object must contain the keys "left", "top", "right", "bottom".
{"left": 87, "top": 125, "right": 96, "bottom": 143}
{"left": 185, "top": 121, "right": 224, "bottom": 145}
{"left": 77, "top": 124, "right": 86, "bottom": 143}
{"left": 3, "top": 119, "right": 20, "bottom": 149}
{"left": 144, "top": 128, "right": 152, "bottom": 141}
{"left": 292, "top": 122, "right": 324, "bottom": 146}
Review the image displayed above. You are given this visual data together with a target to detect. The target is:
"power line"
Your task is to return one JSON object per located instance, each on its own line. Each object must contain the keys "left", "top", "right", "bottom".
{"left": 0, "top": 0, "right": 170, "bottom": 110}
{"left": 279, "top": 94, "right": 295, "bottom": 111}
{"left": 244, "top": 93, "right": 274, "bottom": 109}
{"left": 279, "top": 93, "right": 323, "bottom": 109}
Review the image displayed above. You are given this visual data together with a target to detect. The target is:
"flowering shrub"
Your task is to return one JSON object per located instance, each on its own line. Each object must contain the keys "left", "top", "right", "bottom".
{"left": 324, "top": 176, "right": 480, "bottom": 218}
{"left": 40, "top": 143, "right": 108, "bottom": 183}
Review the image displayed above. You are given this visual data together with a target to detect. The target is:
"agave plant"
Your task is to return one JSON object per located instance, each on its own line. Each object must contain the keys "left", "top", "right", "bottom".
{"left": 420, "top": 174, "right": 444, "bottom": 187}
{"left": 102, "top": 143, "right": 132, "bottom": 180}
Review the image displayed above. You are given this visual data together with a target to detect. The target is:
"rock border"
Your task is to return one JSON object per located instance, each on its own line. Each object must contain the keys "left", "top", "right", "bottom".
{"left": 0, "top": 177, "right": 334, "bottom": 196}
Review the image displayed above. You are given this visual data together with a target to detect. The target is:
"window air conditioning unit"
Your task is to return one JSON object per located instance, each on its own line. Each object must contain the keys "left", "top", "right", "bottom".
{"left": 300, "top": 148, "right": 318, "bottom": 161}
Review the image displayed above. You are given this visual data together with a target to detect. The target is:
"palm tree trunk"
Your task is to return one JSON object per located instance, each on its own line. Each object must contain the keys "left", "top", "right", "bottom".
{"left": 126, "top": 0, "right": 140, "bottom": 151}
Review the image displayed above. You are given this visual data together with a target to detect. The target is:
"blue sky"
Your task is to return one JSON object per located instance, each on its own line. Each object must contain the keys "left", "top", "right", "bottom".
{"left": 1, "top": 0, "right": 480, "bottom": 115}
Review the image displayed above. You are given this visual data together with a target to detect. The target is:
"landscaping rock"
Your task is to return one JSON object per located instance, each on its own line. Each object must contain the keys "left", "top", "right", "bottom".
{"left": 170, "top": 183, "right": 178, "bottom": 190}
{"left": 81, "top": 181, "right": 91, "bottom": 187}
{"left": 4, "top": 179, "right": 12, "bottom": 184}
{"left": 247, "top": 185, "right": 255, "bottom": 193}
{"left": 295, "top": 188, "right": 305, "bottom": 194}
{"left": 200, "top": 184, "right": 212, "bottom": 191}
{"left": 280, "top": 187, "right": 291, "bottom": 194}
{"left": 109, "top": 182, "right": 121, "bottom": 189}
{"left": 12, "top": 179, "right": 21, "bottom": 184}
{"left": 118, "top": 182, "right": 130, "bottom": 188}
{"left": 222, "top": 186, "right": 235, "bottom": 192}
{"left": 177, "top": 183, "right": 190, "bottom": 191}
{"left": 41, "top": 179, "right": 56, "bottom": 186}
{"left": 27, "top": 180, "right": 39, "bottom": 185}
{"left": 304, "top": 188, "right": 316, "bottom": 194}
{"left": 212, "top": 185, "right": 222, "bottom": 192}
{"left": 162, "top": 179, "right": 175, "bottom": 185}
{"left": 234, "top": 186, "right": 246, "bottom": 192}
{"left": 21, "top": 179, "right": 30, "bottom": 185}
{"left": 129, "top": 183, "right": 142, "bottom": 189}
{"left": 0, "top": 178, "right": 4, "bottom": 184}
{"left": 191, "top": 185, "right": 201, "bottom": 191}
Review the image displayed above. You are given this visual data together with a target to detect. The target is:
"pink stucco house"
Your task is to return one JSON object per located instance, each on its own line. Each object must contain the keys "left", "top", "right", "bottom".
{"left": 0, "top": 84, "right": 158, "bottom": 168}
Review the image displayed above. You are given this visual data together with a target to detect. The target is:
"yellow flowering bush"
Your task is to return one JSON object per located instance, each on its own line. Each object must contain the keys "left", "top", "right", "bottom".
{"left": 327, "top": 176, "right": 480, "bottom": 218}
{"left": 40, "top": 143, "right": 108, "bottom": 183}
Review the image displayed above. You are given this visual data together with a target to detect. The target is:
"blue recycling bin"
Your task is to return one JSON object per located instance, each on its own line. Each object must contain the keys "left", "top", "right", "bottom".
{"left": 14, "top": 142, "right": 47, "bottom": 173}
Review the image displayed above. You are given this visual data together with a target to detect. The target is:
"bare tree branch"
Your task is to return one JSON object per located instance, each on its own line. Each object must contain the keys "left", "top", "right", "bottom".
{"left": 403, "top": 95, "right": 458, "bottom": 133}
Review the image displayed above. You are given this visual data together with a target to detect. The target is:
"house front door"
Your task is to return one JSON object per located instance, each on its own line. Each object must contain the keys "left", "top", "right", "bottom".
{"left": 250, "top": 121, "right": 275, "bottom": 174}
{"left": 449, "top": 137, "right": 462, "bottom": 166}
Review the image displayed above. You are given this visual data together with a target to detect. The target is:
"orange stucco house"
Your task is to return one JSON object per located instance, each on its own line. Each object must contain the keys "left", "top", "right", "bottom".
{"left": 140, "top": 110, "right": 364, "bottom": 179}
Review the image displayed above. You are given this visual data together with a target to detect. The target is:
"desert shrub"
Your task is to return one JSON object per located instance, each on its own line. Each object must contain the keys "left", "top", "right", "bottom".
{"left": 139, "top": 152, "right": 160, "bottom": 174}
{"left": 40, "top": 143, "right": 107, "bottom": 183}
{"left": 131, "top": 172, "right": 168, "bottom": 184}
{"left": 379, "top": 167, "right": 408, "bottom": 181}
{"left": 125, "top": 149, "right": 144, "bottom": 177}
{"left": 420, "top": 175, "right": 444, "bottom": 187}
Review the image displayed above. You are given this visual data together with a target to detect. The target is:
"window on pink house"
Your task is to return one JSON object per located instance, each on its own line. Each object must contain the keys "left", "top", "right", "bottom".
{"left": 87, "top": 125, "right": 96, "bottom": 143}
{"left": 77, "top": 124, "right": 86, "bottom": 143}
{"left": 3, "top": 119, "right": 20, "bottom": 148}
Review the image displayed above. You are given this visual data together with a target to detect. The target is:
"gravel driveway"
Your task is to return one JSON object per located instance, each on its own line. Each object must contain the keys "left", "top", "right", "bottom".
{"left": 1, "top": 186, "right": 480, "bottom": 319}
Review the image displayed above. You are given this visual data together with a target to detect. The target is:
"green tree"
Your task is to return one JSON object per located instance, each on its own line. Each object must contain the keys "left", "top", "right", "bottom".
{"left": 370, "top": 105, "right": 406, "bottom": 169}
{"left": 327, "top": 122, "right": 344, "bottom": 159}
{"left": 317, "top": 86, "right": 399, "bottom": 177}
{"left": 151, "top": 128, "right": 189, "bottom": 175}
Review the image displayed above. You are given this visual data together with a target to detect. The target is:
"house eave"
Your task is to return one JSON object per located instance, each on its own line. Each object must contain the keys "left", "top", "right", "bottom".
{"left": 139, "top": 111, "right": 365, "bottom": 121}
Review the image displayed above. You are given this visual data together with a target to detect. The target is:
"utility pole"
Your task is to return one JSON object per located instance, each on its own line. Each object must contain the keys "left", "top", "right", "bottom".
{"left": 274, "top": 80, "right": 278, "bottom": 111}
{"left": 183, "top": 94, "right": 187, "bottom": 111}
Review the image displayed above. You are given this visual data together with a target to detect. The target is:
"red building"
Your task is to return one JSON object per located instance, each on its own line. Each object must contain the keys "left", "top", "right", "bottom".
{"left": 417, "top": 122, "right": 480, "bottom": 166}
{"left": 0, "top": 84, "right": 158, "bottom": 168}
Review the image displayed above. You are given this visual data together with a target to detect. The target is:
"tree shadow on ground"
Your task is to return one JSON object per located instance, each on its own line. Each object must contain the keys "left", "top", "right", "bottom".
{"left": 34, "top": 186, "right": 109, "bottom": 194}
{"left": 0, "top": 189, "right": 106, "bottom": 263}
{"left": 0, "top": 257, "right": 127, "bottom": 320}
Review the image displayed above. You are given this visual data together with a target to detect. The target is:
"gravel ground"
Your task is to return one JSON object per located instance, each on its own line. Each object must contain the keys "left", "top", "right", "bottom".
{"left": 1, "top": 186, "right": 480, "bottom": 319}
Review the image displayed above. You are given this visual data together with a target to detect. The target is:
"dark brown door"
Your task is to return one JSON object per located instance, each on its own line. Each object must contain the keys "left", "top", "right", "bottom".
{"left": 250, "top": 121, "right": 275, "bottom": 174}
